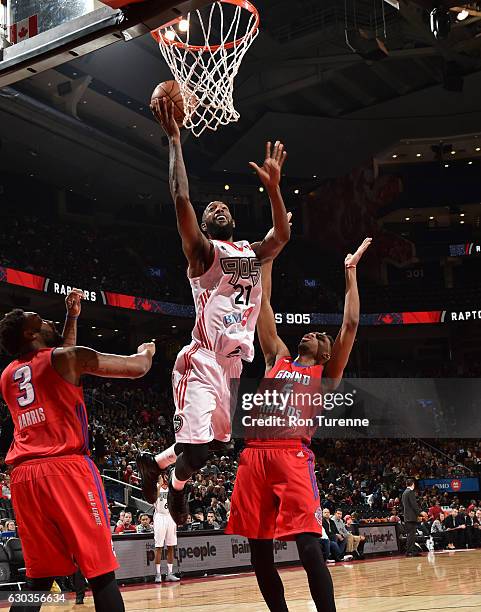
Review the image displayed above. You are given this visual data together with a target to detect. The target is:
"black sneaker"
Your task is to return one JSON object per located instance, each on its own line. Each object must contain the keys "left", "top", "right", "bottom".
{"left": 208, "top": 439, "right": 234, "bottom": 454}
{"left": 136, "top": 452, "right": 161, "bottom": 504}
{"left": 168, "top": 477, "right": 189, "bottom": 525}
{"left": 75, "top": 595, "right": 84, "bottom": 605}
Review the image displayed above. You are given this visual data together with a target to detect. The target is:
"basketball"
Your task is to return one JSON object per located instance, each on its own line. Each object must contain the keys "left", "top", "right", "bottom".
{"left": 151, "top": 80, "right": 185, "bottom": 127}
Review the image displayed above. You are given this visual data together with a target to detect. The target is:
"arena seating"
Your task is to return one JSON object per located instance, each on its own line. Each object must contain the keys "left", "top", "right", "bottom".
{"left": 0, "top": 203, "right": 480, "bottom": 313}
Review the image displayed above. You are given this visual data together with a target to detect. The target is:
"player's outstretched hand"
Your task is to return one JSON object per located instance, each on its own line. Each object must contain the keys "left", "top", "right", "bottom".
{"left": 249, "top": 140, "right": 287, "bottom": 190}
{"left": 151, "top": 98, "right": 180, "bottom": 140}
{"left": 137, "top": 341, "right": 156, "bottom": 357}
{"left": 65, "top": 288, "right": 84, "bottom": 317}
{"left": 345, "top": 237, "right": 372, "bottom": 269}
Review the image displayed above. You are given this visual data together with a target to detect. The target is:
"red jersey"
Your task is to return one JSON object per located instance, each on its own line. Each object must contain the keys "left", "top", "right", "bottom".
{"left": 246, "top": 356, "right": 323, "bottom": 446}
{"left": 1, "top": 348, "right": 89, "bottom": 466}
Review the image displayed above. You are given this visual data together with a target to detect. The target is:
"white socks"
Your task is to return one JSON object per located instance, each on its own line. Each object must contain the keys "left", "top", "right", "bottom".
{"left": 155, "top": 444, "right": 178, "bottom": 469}
{"left": 156, "top": 564, "right": 161, "bottom": 575}
{"left": 172, "top": 473, "right": 188, "bottom": 491}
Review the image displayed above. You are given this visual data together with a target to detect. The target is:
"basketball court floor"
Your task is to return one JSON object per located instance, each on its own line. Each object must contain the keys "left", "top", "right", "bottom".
{"left": 14, "top": 550, "right": 480, "bottom": 611}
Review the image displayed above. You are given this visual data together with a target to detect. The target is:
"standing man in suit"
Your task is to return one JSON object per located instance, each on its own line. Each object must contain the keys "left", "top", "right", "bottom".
{"left": 402, "top": 479, "right": 421, "bottom": 557}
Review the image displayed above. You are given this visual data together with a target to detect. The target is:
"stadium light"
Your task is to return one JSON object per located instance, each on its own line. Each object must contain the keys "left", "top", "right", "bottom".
{"left": 179, "top": 19, "right": 189, "bottom": 32}
{"left": 457, "top": 10, "right": 469, "bottom": 21}
{"left": 165, "top": 29, "right": 176, "bottom": 41}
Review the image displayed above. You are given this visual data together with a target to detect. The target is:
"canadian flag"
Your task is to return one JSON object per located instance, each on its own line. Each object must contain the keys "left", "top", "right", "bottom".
{"left": 10, "top": 15, "right": 38, "bottom": 45}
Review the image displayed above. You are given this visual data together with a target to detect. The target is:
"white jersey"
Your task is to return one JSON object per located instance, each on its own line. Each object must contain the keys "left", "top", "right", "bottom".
{"left": 189, "top": 240, "right": 262, "bottom": 362}
{"left": 154, "top": 485, "right": 169, "bottom": 516}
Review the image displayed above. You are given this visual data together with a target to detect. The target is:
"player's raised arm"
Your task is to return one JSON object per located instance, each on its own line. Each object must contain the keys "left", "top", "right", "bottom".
{"left": 323, "top": 238, "right": 372, "bottom": 390}
{"left": 52, "top": 342, "right": 156, "bottom": 385}
{"left": 257, "top": 259, "right": 290, "bottom": 373}
{"left": 151, "top": 98, "right": 212, "bottom": 272}
{"left": 62, "top": 288, "right": 84, "bottom": 347}
{"left": 250, "top": 141, "right": 290, "bottom": 263}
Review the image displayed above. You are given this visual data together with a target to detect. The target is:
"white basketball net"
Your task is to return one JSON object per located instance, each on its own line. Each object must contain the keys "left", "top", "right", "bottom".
{"left": 155, "top": 1, "right": 259, "bottom": 137}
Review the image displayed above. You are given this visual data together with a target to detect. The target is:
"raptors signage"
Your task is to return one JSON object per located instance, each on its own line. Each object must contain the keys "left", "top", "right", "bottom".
{"left": 46, "top": 280, "right": 99, "bottom": 302}
{"left": 445, "top": 310, "right": 481, "bottom": 322}
{"left": 2, "top": 264, "right": 481, "bottom": 326}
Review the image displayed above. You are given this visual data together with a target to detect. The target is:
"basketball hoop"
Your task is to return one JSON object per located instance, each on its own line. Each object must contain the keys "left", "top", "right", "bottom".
{"left": 151, "top": 0, "right": 259, "bottom": 137}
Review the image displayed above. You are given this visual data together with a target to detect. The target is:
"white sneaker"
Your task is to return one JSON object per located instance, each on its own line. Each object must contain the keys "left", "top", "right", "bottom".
{"left": 326, "top": 559, "right": 336, "bottom": 563}
{"left": 165, "top": 573, "right": 180, "bottom": 582}
{"left": 155, "top": 574, "right": 162, "bottom": 583}
{"left": 342, "top": 555, "right": 354, "bottom": 561}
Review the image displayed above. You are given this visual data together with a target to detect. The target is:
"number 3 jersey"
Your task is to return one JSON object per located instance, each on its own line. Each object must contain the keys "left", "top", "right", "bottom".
{"left": 1, "top": 348, "right": 89, "bottom": 466}
{"left": 190, "top": 240, "right": 262, "bottom": 362}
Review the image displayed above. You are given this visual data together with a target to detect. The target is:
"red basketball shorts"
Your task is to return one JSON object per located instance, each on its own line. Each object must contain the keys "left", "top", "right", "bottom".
{"left": 225, "top": 442, "right": 323, "bottom": 541}
{"left": 10, "top": 454, "right": 119, "bottom": 579}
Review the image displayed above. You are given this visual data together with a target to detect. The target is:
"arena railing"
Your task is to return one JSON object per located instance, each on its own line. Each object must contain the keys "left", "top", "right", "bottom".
{"left": 101, "top": 474, "right": 153, "bottom": 513}
{"left": 417, "top": 439, "right": 474, "bottom": 475}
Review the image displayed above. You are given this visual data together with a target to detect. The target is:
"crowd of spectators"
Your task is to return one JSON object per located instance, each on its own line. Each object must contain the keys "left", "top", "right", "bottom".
{"left": 1, "top": 186, "right": 481, "bottom": 559}
{"left": 79, "top": 381, "right": 481, "bottom": 547}
{"left": 2, "top": 206, "right": 481, "bottom": 313}
{"left": 1, "top": 373, "right": 481, "bottom": 562}
{"left": 0, "top": 212, "right": 193, "bottom": 304}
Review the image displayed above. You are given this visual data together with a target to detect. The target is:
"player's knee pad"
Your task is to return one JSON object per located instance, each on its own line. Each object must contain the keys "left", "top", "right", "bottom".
{"left": 296, "top": 533, "right": 323, "bottom": 567}
{"left": 26, "top": 576, "right": 54, "bottom": 592}
{"left": 88, "top": 570, "right": 116, "bottom": 593}
{"left": 249, "top": 539, "right": 274, "bottom": 568}
{"left": 183, "top": 443, "right": 210, "bottom": 471}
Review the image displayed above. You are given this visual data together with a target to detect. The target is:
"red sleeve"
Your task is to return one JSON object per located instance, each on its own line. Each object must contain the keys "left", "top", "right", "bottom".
{"left": 114, "top": 526, "right": 124, "bottom": 534}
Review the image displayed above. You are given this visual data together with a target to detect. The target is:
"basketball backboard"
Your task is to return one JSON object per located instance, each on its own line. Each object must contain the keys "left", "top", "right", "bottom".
{"left": 0, "top": 0, "right": 212, "bottom": 88}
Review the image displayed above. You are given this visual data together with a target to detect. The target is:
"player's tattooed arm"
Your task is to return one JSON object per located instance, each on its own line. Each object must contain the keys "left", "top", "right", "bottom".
{"left": 152, "top": 98, "right": 212, "bottom": 273}
{"left": 52, "top": 343, "right": 156, "bottom": 385}
{"left": 62, "top": 288, "right": 84, "bottom": 347}
{"left": 250, "top": 141, "right": 290, "bottom": 263}
{"left": 257, "top": 260, "right": 291, "bottom": 373}
{"left": 323, "top": 238, "right": 372, "bottom": 390}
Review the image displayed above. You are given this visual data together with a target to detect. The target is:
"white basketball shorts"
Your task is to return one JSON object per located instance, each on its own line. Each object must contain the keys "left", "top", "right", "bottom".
{"left": 172, "top": 341, "right": 242, "bottom": 444}
{"left": 154, "top": 513, "right": 177, "bottom": 548}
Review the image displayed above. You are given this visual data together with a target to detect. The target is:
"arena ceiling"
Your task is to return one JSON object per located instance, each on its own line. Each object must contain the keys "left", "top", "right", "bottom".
{"left": 1, "top": 0, "right": 481, "bottom": 206}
